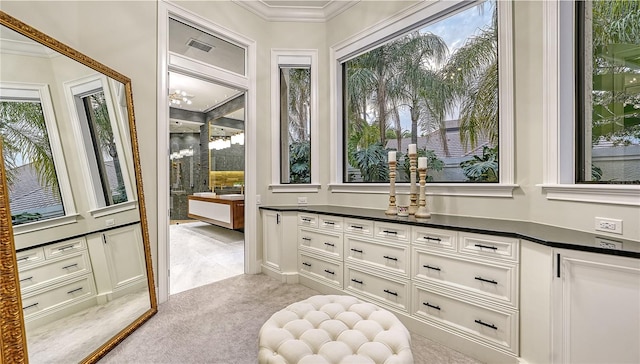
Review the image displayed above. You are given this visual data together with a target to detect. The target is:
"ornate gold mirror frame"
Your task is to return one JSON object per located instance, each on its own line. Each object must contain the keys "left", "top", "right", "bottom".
{"left": 0, "top": 11, "right": 157, "bottom": 363}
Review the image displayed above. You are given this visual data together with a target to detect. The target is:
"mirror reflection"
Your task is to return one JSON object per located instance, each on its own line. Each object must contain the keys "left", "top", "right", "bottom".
{"left": 0, "top": 16, "right": 153, "bottom": 364}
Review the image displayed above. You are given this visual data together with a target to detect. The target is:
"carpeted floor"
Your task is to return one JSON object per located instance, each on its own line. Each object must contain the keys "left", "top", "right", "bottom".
{"left": 99, "top": 274, "right": 481, "bottom": 364}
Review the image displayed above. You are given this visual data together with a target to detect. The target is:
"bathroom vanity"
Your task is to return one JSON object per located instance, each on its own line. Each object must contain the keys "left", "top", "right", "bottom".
{"left": 187, "top": 193, "right": 244, "bottom": 230}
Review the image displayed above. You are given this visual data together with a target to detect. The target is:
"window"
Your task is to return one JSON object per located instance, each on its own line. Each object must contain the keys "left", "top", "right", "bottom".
{"left": 342, "top": 1, "right": 498, "bottom": 184}
{"left": 576, "top": 1, "right": 640, "bottom": 184}
{"left": 270, "top": 50, "right": 319, "bottom": 192}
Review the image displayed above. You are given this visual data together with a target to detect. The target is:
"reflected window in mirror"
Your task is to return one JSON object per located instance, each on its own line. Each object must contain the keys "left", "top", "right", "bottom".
{"left": 0, "top": 83, "right": 76, "bottom": 227}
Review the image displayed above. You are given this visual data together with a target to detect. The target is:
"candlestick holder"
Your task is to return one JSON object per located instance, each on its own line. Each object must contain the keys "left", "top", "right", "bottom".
{"left": 415, "top": 167, "right": 431, "bottom": 218}
{"left": 409, "top": 152, "right": 418, "bottom": 215}
{"left": 385, "top": 160, "right": 398, "bottom": 215}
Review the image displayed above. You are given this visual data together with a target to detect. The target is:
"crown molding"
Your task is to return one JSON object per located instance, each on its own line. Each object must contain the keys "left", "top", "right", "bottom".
{"left": 0, "top": 38, "right": 58, "bottom": 58}
{"left": 232, "top": 0, "right": 359, "bottom": 22}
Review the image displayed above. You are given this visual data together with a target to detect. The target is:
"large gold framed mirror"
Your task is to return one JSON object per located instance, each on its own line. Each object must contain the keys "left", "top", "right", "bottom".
{"left": 0, "top": 11, "right": 157, "bottom": 363}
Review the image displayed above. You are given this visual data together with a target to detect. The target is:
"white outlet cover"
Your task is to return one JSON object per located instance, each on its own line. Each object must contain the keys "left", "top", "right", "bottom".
{"left": 594, "top": 217, "right": 623, "bottom": 234}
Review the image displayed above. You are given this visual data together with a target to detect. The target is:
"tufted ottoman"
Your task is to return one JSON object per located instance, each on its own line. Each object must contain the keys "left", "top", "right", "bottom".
{"left": 258, "top": 295, "right": 413, "bottom": 363}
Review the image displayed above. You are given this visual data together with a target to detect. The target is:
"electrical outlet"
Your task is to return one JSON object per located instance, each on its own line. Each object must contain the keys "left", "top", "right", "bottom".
{"left": 595, "top": 237, "right": 623, "bottom": 250}
{"left": 594, "top": 217, "right": 623, "bottom": 234}
{"left": 297, "top": 196, "right": 308, "bottom": 205}
{"left": 105, "top": 218, "right": 115, "bottom": 227}
{"left": 256, "top": 195, "right": 261, "bottom": 205}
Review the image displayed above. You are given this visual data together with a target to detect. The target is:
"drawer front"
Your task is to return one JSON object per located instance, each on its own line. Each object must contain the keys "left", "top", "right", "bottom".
{"left": 44, "top": 237, "right": 87, "bottom": 259}
{"left": 413, "top": 249, "right": 518, "bottom": 307}
{"left": 298, "top": 228, "right": 343, "bottom": 260}
{"left": 374, "top": 222, "right": 410, "bottom": 243}
{"left": 21, "top": 275, "right": 95, "bottom": 319}
{"left": 19, "top": 252, "right": 92, "bottom": 293}
{"left": 413, "top": 284, "right": 518, "bottom": 354}
{"left": 298, "top": 213, "right": 319, "bottom": 228}
{"left": 319, "top": 215, "right": 344, "bottom": 232}
{"left": 344, "top": 218, "right": 374, "bottom": 237}
{"left": 299, "top": 252, "right": 343, "bottom": 288}
{"left": 345, "top": 236, "right": 409, "bottom": 277}
{"left": 412, "top": 227, "right": 457, "bottom": 252}
{"left": 459, "top": 233, "right": 519, "bottom": 262}
{"left": 345, "top": 266, "right": 409, "bottom": 312}
{"left": 16, "top": 247, "right": 45, "bottom": 269}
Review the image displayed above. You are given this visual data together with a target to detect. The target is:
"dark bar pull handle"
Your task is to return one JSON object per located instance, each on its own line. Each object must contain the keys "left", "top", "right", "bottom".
{"left": 383, "top": 255, "right": 398, "bottom": 261}
{"left": 424, "top": 236, "right": 442, "bottom": 242}
{"left": 57, "top": 244, "right": 75, "bottom": 251}
{"left": 475, "top": 319, "right": 498, "bottom": 330}
{"left": 324, "top": 242, "right": 335, "bottom": 247}
{"left": 384, "top": 289, "right": 398, "bottom": 296}
{"left": 302, "top": 262, "right": 312, "bottom": 267}
{"left": 351, "top": 278, "right": 363, "bottom": 284}
{"left": 23, "top": 303, "right": 39, "bottom": 310}
{"left": 324, "top": 221, "right": 335, "bottom": 225}
{"left": 20, "top": 276, "right": 33, "bottom": 282}
{"left": 62, "top": 263, "right": 79, "bottom": 270}
{"left": 423, "top": 302, "right": 441, "bottom": 310}
{"left": 423, "top": 265, "right": 441, "bottom": 271}
{"left": 475, "top": 276, "right": 498, "bottom": 284}
{"left": 475, "top": 244, "right": 498, "bottom": 251}
{"left": 383, "top": 230, "right": 398, "bottom": 235}
{"left": 302, "top": 237, "right": 311, "bottom": 241}
{"left": 17, "top": 256, "right": 30, "bottom": 262}
{"left": 324, "top": 269, "right": 335, "bottom": 275}
{"left": 67, "top": 287, "right": 83, "bottom": 295}
{"left": 301, "top": 218, "right": 312, "bottom": 222}
{"left": 350, "top": 248, "right": 363, "bottom": 253}
{"left": 351, "top": 225, "right": 363, "bottom": 230}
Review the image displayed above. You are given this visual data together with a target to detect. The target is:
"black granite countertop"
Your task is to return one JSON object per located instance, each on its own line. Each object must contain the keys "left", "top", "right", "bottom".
{"left": 259, "top": 205, "right": 640, "bottom": 259}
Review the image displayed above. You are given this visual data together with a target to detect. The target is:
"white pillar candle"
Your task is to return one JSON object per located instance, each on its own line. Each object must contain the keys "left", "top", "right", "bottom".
{"left": 388, "top": 151, "right": 396, "bottom": 162}
{"left": 418, "top": 157, "right": 427, "bottom": 169}
{"left": 408, "top": 144, "right": 417, "bottom": 154}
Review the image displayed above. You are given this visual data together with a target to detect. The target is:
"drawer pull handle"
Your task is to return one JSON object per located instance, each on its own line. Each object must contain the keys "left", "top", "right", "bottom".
{"left": 20, "top": 276, "right": 33, "bottom": 282}
{"left": 382, "top": 230, "right": 398, "bottom": 235}
{"left": 57, "top": 245, "right": 75, "bottom": 251}
{"left": 475, "top": 276, "right": 498, "bottom": 285}
{"left": 302, "top": 237, "right": 311, "bottom": 241}
{"left": 350, "top": 248, "right": 363, "bottom": 253}
{"left": 324, "top": 242, "right": 335, "bottom": 247}
{"left": 383, "top": 255, "right": 398, "bottom": 261}
{"left": 301, "top": 218, "right": 312, "bottom": 222}
{"left": 424, "top": 236, "right": 442, "bottom": 242}
{"left": 474, "top": 244, "right": 498, "bottom": 251}
{"left": 62, "top": 263, "right": 79, "bottom": 270}
{"left": 351, "top": 278, "right": 363, "bottom": 284}
{"left": 474, "top": 319, "right": 498, "bottom": 330}
{"left": 351, "top": 225, "right": 363, "bottom": 230}
{"left": 423, "top": 302, "right": 441, "bottom": 310}
{"left": 324, "top": 221, "right": 335, "bottom": 225}
{"left": 67, "top": 287, "right": 84, "bottom": 294}
{"left": 23, "top": 303, "right": 39, "bottom": 310}
{"left": 324, "top": 269, "right": 335, "bottom": 275}
{"left": 384, "top": 289, "right": 398, "bottom": 296}
{"left": 302, "top": 262, "right": 312, "bottom": 267}
{"left": 17, "top": 256, "right": 30, "bottom": 262}
{"left": 423, "top": 265, "right": 441, "bottom": 271}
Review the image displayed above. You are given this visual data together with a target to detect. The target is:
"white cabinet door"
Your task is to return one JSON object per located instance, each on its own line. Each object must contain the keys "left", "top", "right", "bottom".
{"left": 261, "top": 210, "right": 297, "bottom": 282}
{"left": 262, "top": 210, "right": 282, "bottom": 271}
{"left": 553, "top": 249, "right": 640, "bottom": 364}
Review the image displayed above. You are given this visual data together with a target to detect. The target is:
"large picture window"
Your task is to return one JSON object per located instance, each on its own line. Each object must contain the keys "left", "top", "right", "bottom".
{"left": 280, "top": 66, "right": 311, "bottom": 184}
{"left": 342, "top": 0, "right": 498, "bottom": 183}
{"left": 577, "top": 0, "right": 640, "bottom": 184}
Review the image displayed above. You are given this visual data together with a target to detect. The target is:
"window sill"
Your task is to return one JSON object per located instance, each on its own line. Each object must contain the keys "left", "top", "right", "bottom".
{"left": 269, "top": 184, "right": 321, "bottom": 193}
{"left": 540, "top": 184, "right": 640, "bottom": 206}
{"left": 328, "top": 183, "right": 518, "bottom": 197}
{"left": 13, "top": 214, "right": 79, "bottom": 236}
{"left": 90, "top": 200, "right": 138, "bottom": 218}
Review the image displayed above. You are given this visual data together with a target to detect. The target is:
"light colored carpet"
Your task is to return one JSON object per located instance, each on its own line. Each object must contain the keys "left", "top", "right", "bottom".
{"left": 99, "top": 274, "right": 482, "bottom": 364}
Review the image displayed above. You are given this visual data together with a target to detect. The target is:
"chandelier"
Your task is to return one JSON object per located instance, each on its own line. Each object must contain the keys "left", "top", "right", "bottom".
{"left": 209, "top": 132, "right": 244, "bottom": 150}
{"left": 169, "top": 89, "right": 193, "bottom": 106}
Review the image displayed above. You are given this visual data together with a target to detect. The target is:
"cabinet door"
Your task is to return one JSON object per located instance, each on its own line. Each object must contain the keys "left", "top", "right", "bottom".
{"left": 102, "top": 224, "right": 147, "bottom": 291}
{"left": 262, "top": 210, "right": 282, "bottom": 270}
{"left": 553, "top": 249, "right": 640, "bottom": 364}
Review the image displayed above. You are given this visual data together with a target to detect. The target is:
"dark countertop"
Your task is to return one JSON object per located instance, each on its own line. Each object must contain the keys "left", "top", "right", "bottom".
{"left": 259, "top": 205, "right": 640, "bottom": 259}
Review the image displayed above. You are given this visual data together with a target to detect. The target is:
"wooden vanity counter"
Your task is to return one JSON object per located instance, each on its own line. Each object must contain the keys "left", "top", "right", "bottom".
{"left": 187, "top": 194, "right": 244, "bottom": 230}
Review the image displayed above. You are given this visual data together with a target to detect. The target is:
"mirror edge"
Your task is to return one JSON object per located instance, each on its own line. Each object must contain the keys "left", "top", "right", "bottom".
{"left": 0, "top": 10, "right": 158, "bottom": 363}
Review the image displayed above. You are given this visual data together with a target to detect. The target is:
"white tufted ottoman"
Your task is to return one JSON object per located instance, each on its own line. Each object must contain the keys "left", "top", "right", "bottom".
{"left": 258, "top": 295, "right": 413, "bottom": 363}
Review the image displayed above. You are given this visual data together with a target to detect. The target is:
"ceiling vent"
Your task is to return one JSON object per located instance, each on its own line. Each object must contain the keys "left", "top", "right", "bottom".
{"left": 186, "top": 38, "right": 214, "bottom": 53}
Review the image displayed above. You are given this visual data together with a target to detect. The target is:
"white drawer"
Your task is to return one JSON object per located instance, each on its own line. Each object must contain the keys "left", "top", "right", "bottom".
{"left": 374, "top": 222, "right": 409, "bottom": 243}
{"left": 44, "top": 237, "right": 87, "bottom": 259}
{"left": 299, "top": 252, "right": 343, "bottom": 288}
{"left": 299, "top": 228, "right": 343, "bottom": 260}
{"left": 319, "top": 215, "right": 344, "bottom": 232}
{"left": 344, "top": 218, "right": 374, "bottom": 237}
{"left": 16, "top": 247, "right": 45, "bottom": 269}
{"left": 345, "top": 266, "right": 409, "bottom": 312}
{"left": 18, "top": 251, "right": 92, "bottom": 294}
{"left": 21, "top": 275, "right": 96, "bottom": 319}
{"left": 345, "top": 236, "right": 409, "bottom": 277}
{"left": 412, "top": 227, "right": 457, "bottom": 252}
{"left": 413, "top": 248, "right": 518, "bottom": 307}
{"left": 459, "top": 233, "right": 519, "bottom": 262}
{"left": 298, "top": 213, "right": 319, "bottom": 228}
{"left": 413, "top": 284, "right": 518, "bottom": 354}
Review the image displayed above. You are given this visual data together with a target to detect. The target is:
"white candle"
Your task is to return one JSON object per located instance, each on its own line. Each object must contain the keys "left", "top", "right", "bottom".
{"left": 408, "top": 144, "right": 417, "bottom": 154}
{"left": 388, "top": 151, "right": 396, "bottom": 162}
{"left": 418, "top": 157, "right": 427, "bottom": 169}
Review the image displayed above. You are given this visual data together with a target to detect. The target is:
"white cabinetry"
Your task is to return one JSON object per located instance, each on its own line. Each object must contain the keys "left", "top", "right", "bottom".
{"left": 553, "top": 249, "right": 640, "bottom": 364}
{"left": 261, "top": 210, "right": 298, "bottom": 283}
{"left": 297, "top": 214, "right": 344, "bottom": 288}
